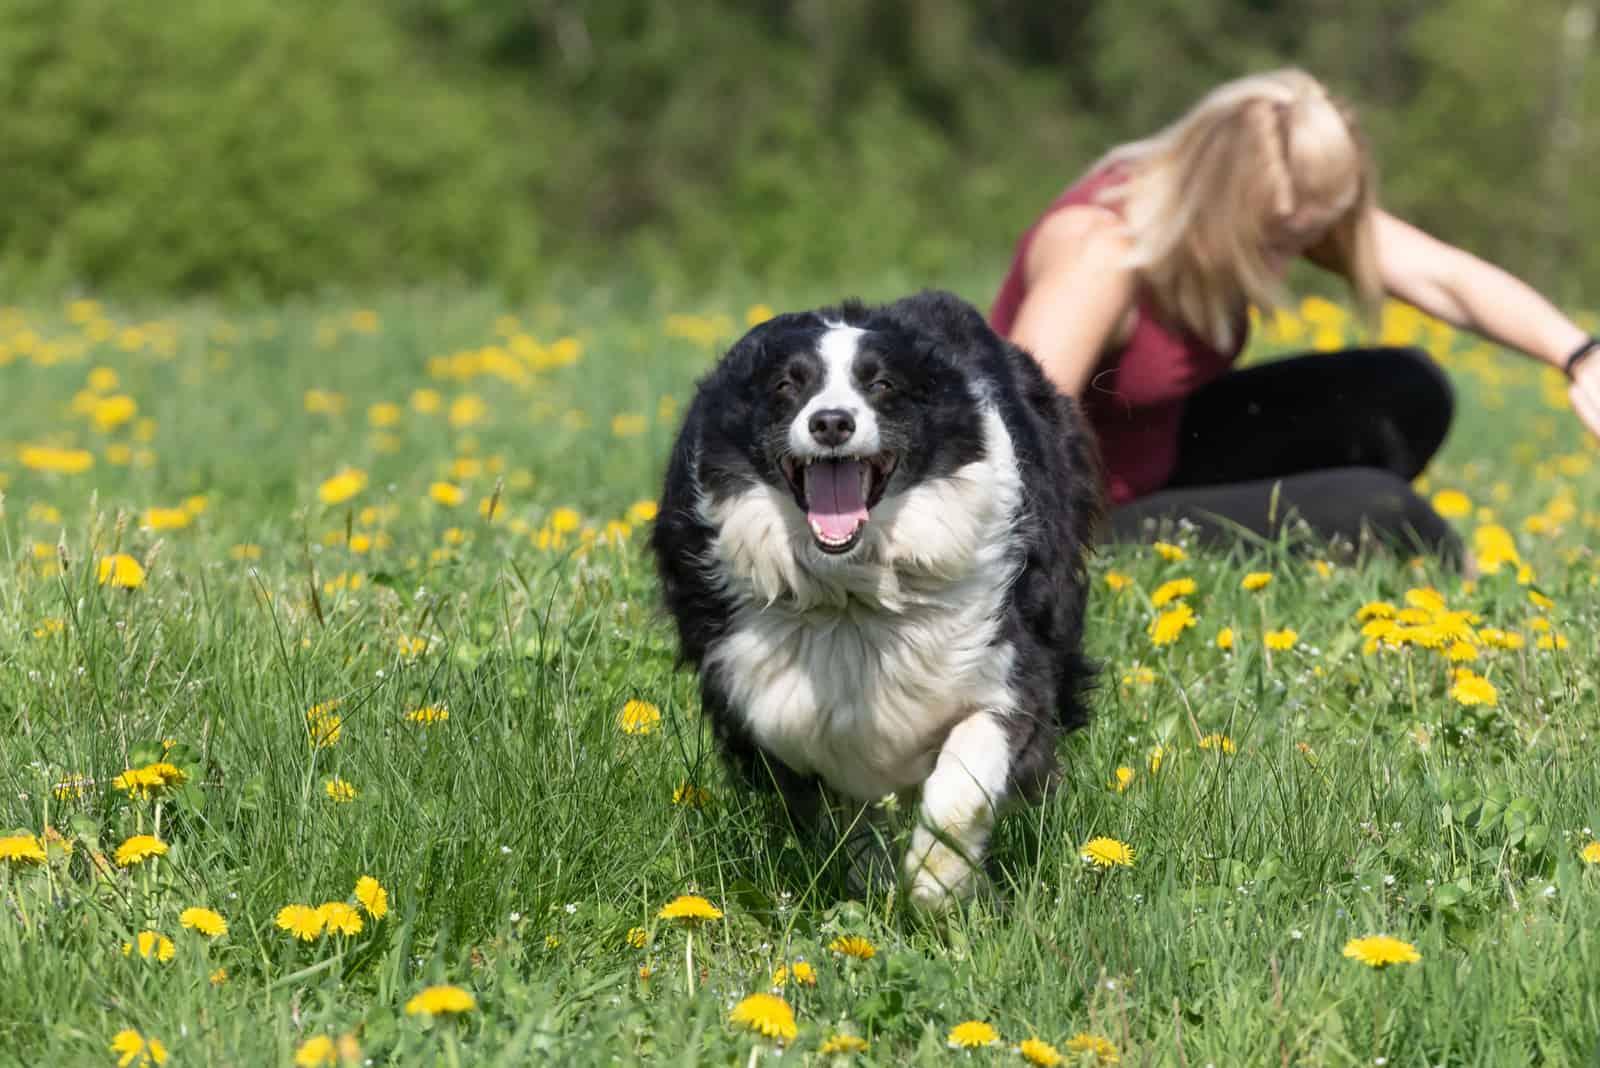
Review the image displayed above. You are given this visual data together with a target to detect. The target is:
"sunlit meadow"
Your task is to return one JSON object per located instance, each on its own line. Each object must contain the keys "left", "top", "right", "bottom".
{"left": 2, "top": 285, "right": 1598, "bottom": 1066}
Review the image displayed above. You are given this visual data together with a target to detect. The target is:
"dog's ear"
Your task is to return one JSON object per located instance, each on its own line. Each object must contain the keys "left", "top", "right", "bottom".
{"left": 884, "top": 290, "right": 998, "bottom": 356}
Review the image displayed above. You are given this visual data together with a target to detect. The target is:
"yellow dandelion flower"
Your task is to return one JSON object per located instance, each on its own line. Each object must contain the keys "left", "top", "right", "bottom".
{"left": 1147, "top": 745, "right": 1168, "bottom": 773}
{"left": 52, "top": 773, "right": 88, "bottom": 800}
{"left": 1431, "top": 490, "right": 1472, "bottom": 518}
{"left": 114, "top": 834, "right": 168, "bottom": 867}
{"left": 1445, "top": 641, "right": 1478, "bottom": 663}
{"left": 429, "top": 481, "right": 465, "bottom": 507}
{"left": 317, "top": 468, "right": 367, "bottom": 505}
{"left": 611, "top": 412, "right": 648, "bottom": 437}
{"left": 549, "top": 506, "right": 582, "bottom": 533}
{"left": 1080, "top": 836, "right": 1135, "bottom": 868}
{"left": 1199, "top": 733, "right": 1236, "bottom": 754}
{"left": 1216, "top": 626, "right": 1234, "bottom": 651}
{"left": 1064, "top": 1032, "right": 1120, "bottom": 1063}
{"left": 819, "top": 1034, "right": 869, "bottom": 1054}
{"left": 405, "top": 984, "right": 478, "bottom": 1015}
{"left": 746, "top": 303, "right": 775, "bottom": 326}
{"left": 620, "top": 699, "right": 661, "bottom": 735}
{"left": 355, "top": 875, "right": 389, "bottom": 920}
{"left": 790, "top": 960, "right": 817, "bottom": 985}
{"left": 110, "top": 1029, "right": 168, "bottom": 1067}
{"left": 1121, "top": 666, "right": 1156, "bottom": 687}
{"left": 319, "top": 901, "right": 364, "bottom": 937}
{"left": 1148, "top": 603, "right": 1197, "bottom": 646}
{"left": 729, "top": 992, "right": 797, "bottom": 1041}
{"left": 305, "top": 702, "right": 343, "bottom": 748}
{"left": 1150, "top": 577, "right": 1196, "bottom": 607}
{"left": 1241, "top": 572, "right": 1273, "bottom": 591}
{"left": 0, "top": 834, "right": 46, "bottom": 865}
{"left": 829, "top": 935, "right": 876, "bottom": 959}
{"left": 276, "top": 904, "right": 326, "bottom": 941}
{"left": 367, "top": 402, "right": 403, "bottom": 428}
{"left": 1152, "top": 541, "right": 1187, "bottom": 562}
{"left": 209, "top": 967, "right": 228, "bottom": 985}
{"left": 1528, "top": 589, "right": 1555, "bottom": 612}
{"left": 672, "top": 780, "right": 712, "bottom": 808}
{"left": 1404, "top": 587, "right": 1447, "bottom": 613}
{"left": 179, "top": 907, "right": 227, "bottom": 938}
{"left": 447, "top": 393, "right": 487, "bottom": 428}
{"left": 1103, "top": 571, "right": 1132, "bottom": 593}
{"left": 1356, "top": 601, "right": 1396, "bottom": 621}
{"left": 294, "top": 1035, "right": 338, "bottom": 1067}
{"left": 20, "top": 444, "right": 95, "bottom": 473}
{"left": 1019, "top": 1037, "right": 1064, "bottom": 1065}
{"left": 625, "top": 926, "right": 647, "bottom": 949}
{"left": 122, "top": 930, "right": 175, "bottom": 962}
{"left": 1394, "top": 623, "right": 1446, "bottom": 650}
{"left": 1111, "top": 766, "right": 1134, "bottom": 793}
{"left": 1342, "top": 935, "right": 1421, "bottom": 967}
{"left": 1580, "top": 841, "right": 1600, "bottom": 864}
{"left": 771, "top": 964, "right": 788, "bottom": 986}
{"left": 92, "top": 394, "right": 138, "bottom": 431}
{"left": 112, "top": 762, "right": 186, "bottom": 800}
{"left": 325, "top": 777, "right": 357, "bottom": 803}
{"left": 1473, "top": 523, "right": 1521, "bottom": 574}
{"left": 98, "top": 553, "right": 146, "bottom": 589}
{"left": 1449, "top": 669, "right": 1498, "bottom": 707}
{"left": 1264, "top": 628, "right": 1298, "bottom": 651}
{"left": 406, "top": 705, "right": 450, "bottom": 724}
{"left": 947, "top": 1020, "right": 1000, "bottom": 1049}
{"left": 658, "top": 894, "right": 723, "bottom": 922}
{"left": 142, "top": 507, "right": 191, "bottom": 531}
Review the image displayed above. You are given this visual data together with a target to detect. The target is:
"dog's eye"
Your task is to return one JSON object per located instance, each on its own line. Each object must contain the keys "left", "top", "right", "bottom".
{"left": 867, "top": 379, "right": 894, "bottom": 396}
{"left": 773, "top": 379, "right": 796, "bottom": 398}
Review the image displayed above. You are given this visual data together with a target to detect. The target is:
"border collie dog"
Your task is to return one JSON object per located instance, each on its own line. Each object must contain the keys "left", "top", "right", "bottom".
{"left": 651, "top": 290, "right": 1098, "bottom": 908}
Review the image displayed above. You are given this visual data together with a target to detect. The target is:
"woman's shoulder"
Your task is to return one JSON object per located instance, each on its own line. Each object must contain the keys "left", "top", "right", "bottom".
{"left": 1026, "top": 203, "right": 1132, "bottom": 283}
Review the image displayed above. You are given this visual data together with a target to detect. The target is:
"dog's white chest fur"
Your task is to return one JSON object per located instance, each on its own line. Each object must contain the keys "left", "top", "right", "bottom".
{"left": 703, "top": 407, "right": 1023, "bottom": 800}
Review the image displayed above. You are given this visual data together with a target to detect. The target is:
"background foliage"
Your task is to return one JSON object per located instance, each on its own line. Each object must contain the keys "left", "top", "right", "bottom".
{"left": 0, "top": 0, "right": 1595, "bottom": 301}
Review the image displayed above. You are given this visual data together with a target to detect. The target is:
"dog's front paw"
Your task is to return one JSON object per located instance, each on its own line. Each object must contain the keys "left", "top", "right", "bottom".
{"left": 904, "top": 841, "right": 979, "bottom": 911}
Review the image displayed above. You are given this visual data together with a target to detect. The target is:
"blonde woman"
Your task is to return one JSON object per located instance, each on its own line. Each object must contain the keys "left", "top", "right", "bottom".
{"left": 991, "top": 68, "right": 1599, "bottom": 563}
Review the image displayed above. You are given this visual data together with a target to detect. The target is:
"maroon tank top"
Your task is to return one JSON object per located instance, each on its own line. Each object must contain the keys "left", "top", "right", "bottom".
{"left": 990, "top": 167, "right": 1246, "bottom": 505}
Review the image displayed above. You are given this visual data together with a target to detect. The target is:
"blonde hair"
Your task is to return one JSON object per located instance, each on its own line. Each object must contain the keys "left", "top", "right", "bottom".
{"left": 1094, "top": 69, "right": 1381, "bottom": 351}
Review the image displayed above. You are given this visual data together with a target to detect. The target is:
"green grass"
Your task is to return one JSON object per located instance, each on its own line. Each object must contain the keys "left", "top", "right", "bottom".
{"left": 1, "top": 282, "right": 1598, "bottom": 1066}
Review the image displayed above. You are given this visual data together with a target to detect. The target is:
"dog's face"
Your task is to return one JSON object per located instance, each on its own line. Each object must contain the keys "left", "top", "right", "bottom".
{"left": 708, "top": 310, "right": 985, "bottom": 559}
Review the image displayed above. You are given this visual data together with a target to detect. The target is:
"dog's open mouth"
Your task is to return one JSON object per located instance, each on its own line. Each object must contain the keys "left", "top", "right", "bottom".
{"left": 781, "top": 454, "right": 897, "bottom": 554}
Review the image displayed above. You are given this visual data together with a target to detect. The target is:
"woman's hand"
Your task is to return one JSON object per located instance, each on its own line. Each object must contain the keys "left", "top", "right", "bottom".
{"left": 1570, "top": 356, "right": 1600, "bottom": 441}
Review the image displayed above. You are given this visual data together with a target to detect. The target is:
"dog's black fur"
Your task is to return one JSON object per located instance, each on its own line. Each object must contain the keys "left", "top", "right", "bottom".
{"left": 650, "top": 289, "right": 1099, "bottom": 901}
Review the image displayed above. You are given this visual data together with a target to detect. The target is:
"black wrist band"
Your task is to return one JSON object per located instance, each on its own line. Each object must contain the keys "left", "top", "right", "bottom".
{"left": 1566, "top": 337, "right": 1600, "bottom": 378}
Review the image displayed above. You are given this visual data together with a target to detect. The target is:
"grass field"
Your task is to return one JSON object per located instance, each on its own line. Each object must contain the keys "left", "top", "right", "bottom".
{"left": 1, "top": 283, "right": 1598, "bottom": 1066}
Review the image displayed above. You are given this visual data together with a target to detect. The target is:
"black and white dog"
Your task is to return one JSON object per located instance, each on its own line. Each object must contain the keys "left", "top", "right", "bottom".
{"left": 651, "top": 290, "right": 1098, "bottom": 908}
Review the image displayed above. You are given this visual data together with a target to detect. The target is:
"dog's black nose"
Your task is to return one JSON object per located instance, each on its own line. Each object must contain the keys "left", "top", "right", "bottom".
{"left": 808, "top": 408, "right": 855, "bottom": 447}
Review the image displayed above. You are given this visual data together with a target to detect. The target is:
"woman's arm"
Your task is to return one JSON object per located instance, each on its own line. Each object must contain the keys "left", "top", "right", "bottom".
{"left": 1007, "top": 206, "right": 1138, "bottom": 398}
{"left": 1373, "top": 211, "right": 1588, "bottom": 370}
{"left": 1372, "top": 209, "right": 1600, "bottom": 439}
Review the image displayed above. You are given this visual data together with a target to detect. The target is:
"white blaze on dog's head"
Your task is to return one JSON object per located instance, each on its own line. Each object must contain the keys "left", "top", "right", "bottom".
{"left": 780, "top": 324, "right": 894, "bottom": 555}
{"left": 786, "top": 325, "right": 879, "bottom": 457}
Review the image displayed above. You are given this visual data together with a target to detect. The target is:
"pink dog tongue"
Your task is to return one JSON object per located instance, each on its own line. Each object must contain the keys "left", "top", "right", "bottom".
{"left": 804, "top": 460, "right": 868, "bottom": 541}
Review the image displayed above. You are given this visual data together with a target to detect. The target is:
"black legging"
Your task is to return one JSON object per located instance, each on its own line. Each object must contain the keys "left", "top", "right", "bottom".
{"left": 1108, "top": 346, "right": 1462, "bottom": 563}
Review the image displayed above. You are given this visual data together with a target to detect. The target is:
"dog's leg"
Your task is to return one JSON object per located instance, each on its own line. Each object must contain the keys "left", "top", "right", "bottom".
{"left": 904, "top": 710, "right": 1012, "bottom": 909}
